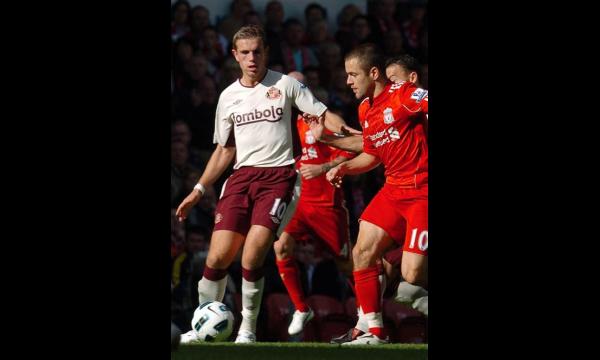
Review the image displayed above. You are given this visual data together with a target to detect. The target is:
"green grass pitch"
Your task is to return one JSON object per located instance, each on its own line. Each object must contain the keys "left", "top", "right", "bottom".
{"left": 172, "top": 342, "right": 428, "bottom": 360}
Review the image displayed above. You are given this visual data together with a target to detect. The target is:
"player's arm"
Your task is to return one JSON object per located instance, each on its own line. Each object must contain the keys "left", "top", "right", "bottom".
{"left": 321, "top": 109, "right": 362, "bottom": 135}
{"left": 176, "top": 144, "right": 236, "bottom": 221}
{"left": 290, "top": 75, "right": 361, "bottom": 135}
{"left": 299, "top": 155, "right": 352, "bottom": 180}
{"left": 326, "top": 152, "right": 381, "bottom": 188}
{"left": 306, "top": 112, "right": 364, "bottom": 153}
{"left": 319, "top": 134, "right": 363, "bottom": 153}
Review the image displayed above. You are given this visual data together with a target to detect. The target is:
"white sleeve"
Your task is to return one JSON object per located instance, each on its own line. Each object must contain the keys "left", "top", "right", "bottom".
{"left": 288, "top": 77, "right": 327, "bottom": 117}
{"left": 213, "top": 95, "right": 233, "bottom": 146}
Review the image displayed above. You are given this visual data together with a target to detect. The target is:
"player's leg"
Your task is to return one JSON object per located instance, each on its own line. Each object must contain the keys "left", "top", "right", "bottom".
{"left": 343, "top": 185, "right": 408, "bottom": 346}
{"left": 397, "top": 187, "right": 428, "bottom": 315}
{"left": 401, "top": 251, "right": 428, "bottom": 287}
{"left": 401, "top": 191, "right": 428, "bottom": 287}
{"left": 199, "top": 230, "right": 245, "bottom": 303}
{"left": 343, "top": 220, "right": 394, "bottom": 345}
{"left": 385, "top": 247, "right": 428, "bottom": 315}
{"left": 305, "top": 204, "right": 367, "bottom": 343}
{"left": 180, "top": 230, "right": 245, "bottom": 344}
{"left": 274, "top": 230, "right": 315, "bottom": 335}
{"left": 274, "top": 225, "right": 309, "bottom": 313}
{"left": 235, "top": 224, "right": 276, "bottom": 343}
{"left": 236, "top": 166, "right": 297, "bottom": 343}
{"left": 181, "top": 171, "right": 251, "bottom": 344}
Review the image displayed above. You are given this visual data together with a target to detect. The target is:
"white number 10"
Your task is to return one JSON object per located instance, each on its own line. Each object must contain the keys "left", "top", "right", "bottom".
{"left": 409, "top": 228, "right": 428, "bottom": 251}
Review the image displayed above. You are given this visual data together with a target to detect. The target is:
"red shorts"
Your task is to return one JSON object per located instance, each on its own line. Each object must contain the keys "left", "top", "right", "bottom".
{"left": 360, "top": 183, "right": 428, "bottom": 256}
{"left": 283, "top": 202, "right": 351, "bottom": 259}
{"left": 214, "top": 166, "right": 297, "bottom": 236}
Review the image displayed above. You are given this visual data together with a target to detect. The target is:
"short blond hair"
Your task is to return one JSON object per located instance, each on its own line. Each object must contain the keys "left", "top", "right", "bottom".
{"left": 232, "top": 25, "right": 266, "bottom": 50}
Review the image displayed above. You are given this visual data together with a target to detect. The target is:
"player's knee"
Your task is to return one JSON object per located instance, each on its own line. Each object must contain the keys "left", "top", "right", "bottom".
{"left": 273, "top": 237, "right": 293, "bottom": 258}
{"left": 205, "top": 254, "right": 231, "bottom": 269}
{"left": 352, "top": 245, "right": 375, "bottom": 268}
{"left": 402, "top": 267, "right": 425, "bottom": 286}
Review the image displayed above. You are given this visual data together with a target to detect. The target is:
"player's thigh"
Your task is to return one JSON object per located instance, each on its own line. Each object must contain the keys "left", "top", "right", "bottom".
{"left": 250, "top": 167, "right": 297, "bottom": 232}
{"left": 213, "top": 176, "right": 252, "bottom": 235}
{"left": 360, "top": 188, "right": 407, "bottom": 244}
{"left": 401, "top": 196, "right": 428, "bottom": 255}
{"left": 206, "top": 230, "right": 245, "bottom": 269}
{"left": 353, "top": 220, "right": 394, "bottom": 269}
{"left": 400, "top": 196, "right": 428, "bottom": 285}
{"left": 242, "top": 224, "right": 276, "bottom": 269}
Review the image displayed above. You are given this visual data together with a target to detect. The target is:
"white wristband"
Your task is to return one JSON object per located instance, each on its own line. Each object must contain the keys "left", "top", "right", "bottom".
{"left": 193, "top": 183, "right": 206, "bottom": 195}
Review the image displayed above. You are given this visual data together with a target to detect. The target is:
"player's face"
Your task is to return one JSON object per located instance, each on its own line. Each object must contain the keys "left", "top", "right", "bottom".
{"left": 233, "top": 38, "right": 267, "bottom": 80}
{"left": 345, "top": 57, "right": 374, "bottom": 99}
{"left": 386, "top": 64, "right": 417, "bottom": 84}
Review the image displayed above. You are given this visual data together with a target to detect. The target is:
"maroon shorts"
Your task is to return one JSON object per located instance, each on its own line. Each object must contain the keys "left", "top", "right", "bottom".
{"left": 214, "top": 166, "right": 297, "bottom": 236}
{"left": 360, "top": 183, "right": 428, "bottom": 256}
{"left": 283, "top": 202, "right": 351, "bottom": 259}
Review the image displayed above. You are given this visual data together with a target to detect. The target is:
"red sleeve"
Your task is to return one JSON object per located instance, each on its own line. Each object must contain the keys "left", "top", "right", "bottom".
{"left": 400, "top": 82, "right": 428, "bottom": 113}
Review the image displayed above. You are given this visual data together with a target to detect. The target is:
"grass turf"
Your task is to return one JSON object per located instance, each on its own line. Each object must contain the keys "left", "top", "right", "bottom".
{"left": 172, "top": 342, "right": 428, "bottom": 360}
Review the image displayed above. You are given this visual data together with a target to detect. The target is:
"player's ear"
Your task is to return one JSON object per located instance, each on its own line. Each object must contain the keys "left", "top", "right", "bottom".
{"left": 409, "top": 71, "right": 418, "bottom": 83}
{"left": 370, "top": 66, "right": 381, "bottom": 81}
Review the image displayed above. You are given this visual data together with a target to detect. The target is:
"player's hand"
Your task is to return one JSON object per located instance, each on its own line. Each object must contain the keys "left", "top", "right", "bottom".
{"left": 299, "top": 163, "right": 324, "bottom": 180}
{"left": 305, "top": 113, "right": 325, "bottom": 140}
{"left": 175, "top": 190, "right": 202, "bottom": 222}
{"left": 340, "top": 124, "right": 362, "bottom": 136}
{"left": 326, "top": 164, "right": 345, "bottom": 188}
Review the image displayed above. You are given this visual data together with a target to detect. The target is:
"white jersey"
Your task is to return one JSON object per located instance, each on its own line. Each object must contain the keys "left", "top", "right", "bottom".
{"left": 214, "top": 69, "right": 327, "bottom": 169}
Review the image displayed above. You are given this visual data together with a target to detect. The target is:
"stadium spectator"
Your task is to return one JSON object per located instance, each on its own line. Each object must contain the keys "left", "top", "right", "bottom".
{"left": 171, "top": 0, "right": 191, "bottom": 42}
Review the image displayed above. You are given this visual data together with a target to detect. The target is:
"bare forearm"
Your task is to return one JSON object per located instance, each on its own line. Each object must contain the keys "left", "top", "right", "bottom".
{"left": 319, "top": 134, "right": 363, "bottom": 153}
{"left": 323, "top": 110, "right": 347, "bottom": 133}
{"left": 339, "top": 152, "right": 380, "bottom": 176}
{"left": 197, "top": 144, "right": 236, "bottom": 186}
{"left": 321, "top": 156, "right": 350, "bottom": 173}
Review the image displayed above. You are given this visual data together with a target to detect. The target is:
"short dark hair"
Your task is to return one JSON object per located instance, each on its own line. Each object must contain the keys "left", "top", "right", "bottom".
{"left": 345, "top": 43, "right": 386, "bottom": 74}
{"left": 385, "top": 54, "right": 421, "bottom": 78}
{"left": 232, "top": 25, "right": 266, "bottom": 49}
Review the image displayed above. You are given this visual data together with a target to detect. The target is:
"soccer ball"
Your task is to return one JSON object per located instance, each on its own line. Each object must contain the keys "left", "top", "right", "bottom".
{"left": 191, "top": 301, "right": 235, "bottom": 342}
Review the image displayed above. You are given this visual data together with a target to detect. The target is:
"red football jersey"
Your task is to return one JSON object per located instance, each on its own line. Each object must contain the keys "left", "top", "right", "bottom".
{"left": 359, "top": 81, "right": 428, "bottom": 183}
{"left": 296, "top": 116, "right": 354, "bottom": 206}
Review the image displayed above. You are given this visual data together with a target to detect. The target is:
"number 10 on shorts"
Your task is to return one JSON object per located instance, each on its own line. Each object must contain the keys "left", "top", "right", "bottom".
{"left": 409, "top": 228, "right": 428, "bottom": 251}
{"left": 269, "top": 198, "right": 288, "bottom": 223}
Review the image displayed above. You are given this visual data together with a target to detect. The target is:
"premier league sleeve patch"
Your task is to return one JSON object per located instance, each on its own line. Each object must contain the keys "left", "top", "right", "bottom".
{"left": 410, "top": 88, "right": 428, "bottom": 103}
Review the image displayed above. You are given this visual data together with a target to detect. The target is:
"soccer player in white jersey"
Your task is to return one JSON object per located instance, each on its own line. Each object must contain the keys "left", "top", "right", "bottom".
{"left": 175, "top": 25, "right": 359, "bottom": 344}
